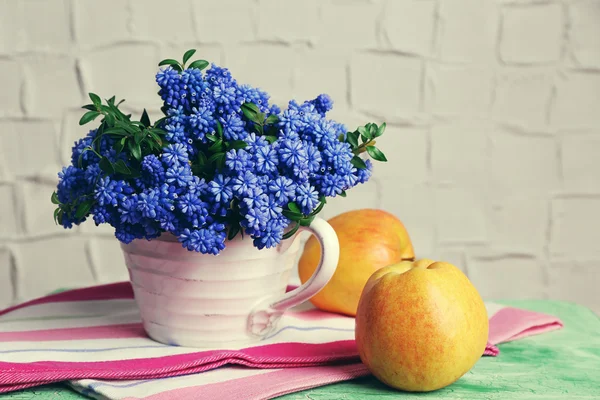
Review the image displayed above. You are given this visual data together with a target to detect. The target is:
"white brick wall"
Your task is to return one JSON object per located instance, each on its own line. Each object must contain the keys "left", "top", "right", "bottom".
{"left": 0, "top": 0, "right": 599, "bottom": 314}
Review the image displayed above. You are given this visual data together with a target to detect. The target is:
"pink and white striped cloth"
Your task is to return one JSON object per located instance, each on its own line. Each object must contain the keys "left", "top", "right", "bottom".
{"left": 0, "top": 282, "right": 563, "bottom": 399}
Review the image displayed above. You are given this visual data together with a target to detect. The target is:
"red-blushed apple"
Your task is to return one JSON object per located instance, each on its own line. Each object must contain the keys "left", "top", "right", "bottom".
{"left": 355, "top": 259, "right": 489, "bottom": 392}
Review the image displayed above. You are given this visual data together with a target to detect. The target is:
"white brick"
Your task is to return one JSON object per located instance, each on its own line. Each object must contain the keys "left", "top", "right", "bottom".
{"left": 320, "top": 178, "right": 381, "bottom": 221}
{"left": 437, "top": 0, "right": 499, "bottom": 63}
{"left": 84, "top": 44, "right": 160, "bottom": 110}
{"left": 26, "top": 56, "right": 82, "bottom": 117}
{"left": 0, "top": 184, "right": 18, "bottom": 239}
{"left": 434, "top": 187, "right": 487, "bottom": 244}
{"left": 257, "top": 0, "right": 319, "bottom": 42}
{"left": 487, "top": 190, "right": 548, "bottom": 255}
{"left": 0, "top": 247, "right": 13, "bottom": 306}
{"left": 492, "top": 69, "right": 554, "bottom": 129}
{"left": 500, "top": 4, "right": 564, "bottom": 64}
{"left": 373, "top": 127, "right": 428, "bottom": 184}
{"left": 226, "top": 45, "right": 296, "bottom": 107}
{"left": 0, "top": 120, "right": 60, "bottom": 179}
{"left": 467, "top": 256, "right": 545, "bottom": 300}
{"left": 351, "top": 53, "right": 422, "bottom": 119}
{"left": 192, "top": 0, "right": 256, "bottom": 43}
{"left": 431, "top": 121, "right": 489, "bottom": 185}
{"left": 550, "top": 197, "right": 600, "bottom": 260}
{"left": 73, "top": 0, "right": 130, "bottom": 48}
{"left": 382, "top": 0, "right": 436, "bottom": 55}
{"left": 0, "top": 59, "right": 21, "bottom": 116}
{"left": 87, "top": 238, "right": 128, "bottom": 283}
{"left": 426, "top": 65, "right": 493, "bottom": 117}
{"left": 318, "top": 1, "right": 379, "bottom": 49}
{"left": 548, "top": 262, "right": 600, "bottom": 315}
{"left": 490, "top": 130, "right": 558, "bottom": 190}
{"left": 0, "top": 0, "right": 18, "bottom": 54}
{"left": 292, "top": 49, "right": 349, "bottom": 110}
{"left": 431, "top": 247, "right": 468, "bottom": 273}
{"left": 18, "top": 0, "right": 70, "bottom": 53}
{"left": 130, "top": 0, "right": 194, "bottom": 43}
{"left": 567, "top": 0, "right": 600, "bottom": 69}
{"left": 562, "top": 135, "right": 600, "bottom": 192}
{"left": 14, "top": 237, "right": 95, "bottom": 301}
{"left": 380, "top": 184, "right": 436, "bottom": 257}
{"left": 20, "top": 181, "right": 62, "bottom": 236}
{"left": 551, "top": 73, "right": 600, "bottom": 129}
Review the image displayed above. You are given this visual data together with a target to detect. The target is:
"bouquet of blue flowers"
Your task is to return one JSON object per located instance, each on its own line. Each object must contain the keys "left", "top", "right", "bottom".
{"left": 52, "top": 50, "right": 387, "bottom": 255}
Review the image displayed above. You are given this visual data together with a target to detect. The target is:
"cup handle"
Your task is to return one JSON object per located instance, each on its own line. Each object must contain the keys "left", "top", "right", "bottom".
{"left": 247, "top": 216, "right": 339, "bottom": 337}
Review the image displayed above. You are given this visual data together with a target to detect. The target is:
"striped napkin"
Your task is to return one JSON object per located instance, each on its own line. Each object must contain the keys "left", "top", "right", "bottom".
{"left": 0, "top": 282, "right": 563, "bottom": 399}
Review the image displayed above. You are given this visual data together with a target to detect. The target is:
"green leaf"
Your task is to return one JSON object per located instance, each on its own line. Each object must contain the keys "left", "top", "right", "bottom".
{"left": 241, "top": 104, "right": 258, "bottom": 122}
{"left": 299, "top": 215, "right": 315, "bottom": 227}
{"left": 99, "top": 156, "right": 115, "bottom": 174}
{"left": 53, "top": 207, "right": 61, "bottom": 224}
{"left": 75, "top": 200, "right": 94, "bottom": 220}
{"left": 338, "top": 133, "right": 345, "bottom": 142}
{"left": 82, "top": 104, "right": 97, "bottom": 111}
{"left": 368, "top": 123, "right": 377, "bottom": 138}
{"left": 206, "top": 134, "right": 219, "bottom": 142}
{"left": 347, "top": 131, "right": 359, "bottom": 148}
{"left": 339, "top": 190, "right": 347, "bottom": 197}
{"left": 51, "top": 191, "right": 60, "bottom": 205}
{"left": 350, "top": 155, "right": 368, "bottom": 169}
{"left": 158, "top": 59, "right": 182, "bottom": 68}
{"left": 358, "top": 126, "right": 372, "bottom": 142}
{"left": 89, "top": 93, "right": 101, "bottom": 108}
{"left": 375, "top": 122, "right": 386, "bottom": 138}
{"left": 366, "top": 146, "right": 387, "bottom": 162}
{"left": 207, "top": 152, "right": 225, "bottom": 164}
{"left": 242, "top": 102, "right": 260, "bottom": 113}
{"left": 254, "top": 123, "right": 264, "bottom": 135}
{"left": 188, "top": 60, "right": 209, "bottom": 70}
{"left": 79, "top": 111, "right": 100, "bottom": 125}
{"left": 113, "top": 159, "right": 132, "bottom": 175}
{"left": 183, "top": 49, "right": 196, "bottom": 65}
{"left": 264, "top": 135, "right": 278, "bottom": 144}
{"left": 103, "top": 127, "right": 128, "bottom": 137}
{"left": 208, "top": 139, "right": 223, "bottom": 153}
{"left": 147, "top": 130, "right": 163, "bottom": 147}
{"left": 282, "top": 209, "right": 303, "bottom": 221}
{"left": 134, "top": 129, "right": 145, "bottom": 144}
{"left": 128, "top": 140, "right": 142, "bottom": 161}
{"left": 265, "top": 114, "right": 279, "bottom": 125}
{"left": 215, "top": 120, "right": 223, "bottom": 138}
{"left": 113, "top": 138, "right": 126, "bottom": 154}
{"left": 282, "top": 222, "right": 301, "bottom": 240}
{"left": 140, "top": 109, "right": 151, "bottom": 128}
{"left": 287, "top": 202, "right": 302, "bottom": 214}
{"left": 197, "top": 151, "right": 207, "bottom": 166}
{"left": 227, "top": 223, "right": 241, "bottom": 241}
{"left": 229, "top": 140, "right": 248, "bottom": 150}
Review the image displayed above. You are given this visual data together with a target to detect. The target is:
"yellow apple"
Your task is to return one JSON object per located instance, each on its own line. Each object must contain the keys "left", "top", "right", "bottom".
{"left": 355, "top": 259, "right": 489, "bottom": 392}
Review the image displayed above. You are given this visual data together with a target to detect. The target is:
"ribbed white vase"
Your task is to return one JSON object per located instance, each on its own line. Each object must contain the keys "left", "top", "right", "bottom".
{"left": 121, "top": 217, "right": 339, "bottom": 348}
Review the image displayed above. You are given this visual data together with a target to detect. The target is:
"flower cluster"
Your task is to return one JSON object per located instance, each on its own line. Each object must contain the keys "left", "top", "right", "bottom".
{"left": 53, "top": 50, "right": 386, "bottom": 255}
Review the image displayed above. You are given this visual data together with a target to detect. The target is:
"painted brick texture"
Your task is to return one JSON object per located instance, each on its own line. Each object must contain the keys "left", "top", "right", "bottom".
{"left": 0, "top": 0, "right": 598, "bottom": 314}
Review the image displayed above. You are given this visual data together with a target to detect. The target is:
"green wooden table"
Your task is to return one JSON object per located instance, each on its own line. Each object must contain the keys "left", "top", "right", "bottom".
{"left": 2, "top": 300, "right": 599, "bottom": 399}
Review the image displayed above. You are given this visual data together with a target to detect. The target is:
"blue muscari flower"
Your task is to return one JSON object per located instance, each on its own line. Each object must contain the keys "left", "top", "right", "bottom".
{"left": 232, "top": 170, "right": 258, "bottom": 197}
{"left": 279, "top": 139, "right": 308, "bottom": 168}
{"left": 118, "top": 195, "right": 142, "bottom": 224}
{"left": 164, "top": 121, "right": 187, "bottom": 144}
{"left": 316, "top": 173, "right": 346, "bottom": 197}
{"left": 304, "top": 142, "right": 322, "bottom": 173}
{"left": 115, "top": 223, "right": 145, "bottom": 244}
{"left": 205, "top": 64, "right": 233, "bottom": 85}
{"left": 162, "top": 143, "right": 189, "bottom": 167}
{"left": 243, "top": 207, "right": 267, "bottom": 232}
{"left": 178, "top": 223, "right": 226, "bottom": 254}
{"left": 177, "top": 192, "right": 205, "bottom": 216}
{"left": 156, "top": 67, "right": 188, "bottom": 109}
{"left": 84, "top": 164, "right": 102, "bottom": 186}
{"left": 213, "top": 82, "right": 237, "bottom": 107}
{"left": 322, "top": 140, "right": 352, "bottom": 169}
{"left": 94, "top": 176, "right": 121, "bottom": 207}
{"left": 57, "top": 166, "right": 87, "bottom": 204}
{"left": 141, "top": 155, "right": 165, "bottom": 188}
{"left": 296, "top": 182, "right": 320, "bottom": 215}
{"left": 137, "top": 189, "right": 161, "bottom": 219}
{"left": 208, "top": 174, "right": 233, "bottom": 204}
{"left": 355, "top": 159, "right": 372, "bottom": 184}
{"left": 221, "top": 113, "right": 247, "bottom": 141}
{"left": 242, "top": 186, "right": 269, "bottom": 211}
{"left": 264, "top": 195, "right": 283, "bottom": 219}
{"left": 253, "top": 219, "right": 286, "bottom": 250}
{"left": 279, "top": 108, "right": 304, "bottom": 134}
{"left": 188, "top": 106, "right": 215, "bottom": 141}
{"left": 254, "top": 145, "right": 278, "bottom": 175}
{"left": 292, "top": 160, "right": 310, "bottom": 182}
{"left": 269, "top": 104, "right": 281, "bottom": 115}
{"left": 187, "top": 176, "right": 207, "bottom": 195}
{"left": 311, "top": 94, "right": 333, "bottom": 116}
{"left": 70, "top": 132, "right": 97, "bottom": 167}
{"left": 236, "top": 84, "right": 270, "bottom": 112}
{"left": 225, "top": 149, "right": 252, "bottom": 173}
{"left": 166, "top": 106, "right": 188, "bottom": 125}
{"left": 166, "top": 165, "right": 193, "bottom": 187}
{"left": 159, "top": 211, "right": 180, "bottom": 233}
{"left": 244, "top": 133, "right": 269, "bottom": 153}
{"left": 268, "top": 176, "right": 296, "bottom": 205}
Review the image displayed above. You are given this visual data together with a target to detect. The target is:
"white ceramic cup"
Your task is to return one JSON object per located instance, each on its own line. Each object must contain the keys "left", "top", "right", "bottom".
{"left": 121, "top": 217, "right": 339, "bottom": 348}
